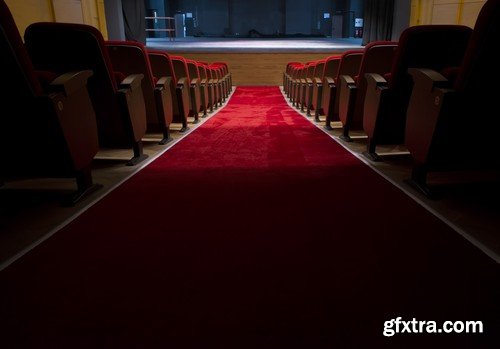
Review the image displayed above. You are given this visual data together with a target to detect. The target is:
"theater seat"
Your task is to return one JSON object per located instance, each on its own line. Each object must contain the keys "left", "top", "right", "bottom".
{"left": 338, "top": 41, "right": 398, "bottom": 141}
{"left": 106, "top": 41, "right": 174, "bottom": 144}
{"left": 211, "top": 62, "right": 231, "bottom": 94}
{"left": 362, "top": 25, "right": 472, "bottom": 161}
{"left": 148, "top": 50, "right": 190, "bottom": 132}
{"left": 290, "top": 62, "right": 309, "bottom": 106}
{"left": 298, "top": 62, "right": 317, "bottom": 111}
{"left": 309, "top": 59, "right": 326, "bottom": 120}
{"left": 24, "top": 22, "right": 149, "bottom": 166}
{"left": 210, "top": 65, "right": 227, "bottom": 101}
{"left": 283, "top": 61, "right": 302, "bottom": 95}
{"left": 286, "top": 63, "right": 301, "bottom": 100}
{"left": 323, "top": 51, "right": 363, "bottom": 130}
{"left": 186, "top": 59, "right": 207, "bottom": 116}
{"left": 171, "top": 55, "right": 201, "bottom": 123}
{"left": 404, "top": 0, "right": 500, "bottom": 195}
{"left": 196, "top": 62, "right": 212, "bottom": 113}
{"left": 0, "top": 0, "right": 100, "bottom": 204}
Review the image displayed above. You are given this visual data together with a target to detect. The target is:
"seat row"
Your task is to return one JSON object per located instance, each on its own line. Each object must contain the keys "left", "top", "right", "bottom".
{"left": 0, "top": 0, "right": 232, "bottom": 204}
{"left": 283, "top": 0, "right": 500, "bottom": 194}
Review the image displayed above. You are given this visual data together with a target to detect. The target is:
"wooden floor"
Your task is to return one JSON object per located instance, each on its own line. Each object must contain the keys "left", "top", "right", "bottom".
{"left": 177, "top": 52, "right": 340, "bottom": 85}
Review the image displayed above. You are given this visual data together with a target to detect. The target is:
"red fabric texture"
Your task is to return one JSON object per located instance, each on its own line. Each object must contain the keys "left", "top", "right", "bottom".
{"left": 0, "top": 87, "right": 499, "bottom": 347}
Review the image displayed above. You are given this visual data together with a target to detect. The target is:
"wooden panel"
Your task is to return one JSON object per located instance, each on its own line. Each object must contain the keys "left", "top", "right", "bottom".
{"left": 432, "top": 3, "right": 459, "bottom": 24}
{"left": 460, "top": 2, "right": 485, "bottom": 27}
{"left": 52, "top": 0, "right": 84, "bottom": 24}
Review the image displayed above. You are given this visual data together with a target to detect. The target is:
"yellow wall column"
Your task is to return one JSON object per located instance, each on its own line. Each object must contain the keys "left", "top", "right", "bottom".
{"left": 5, "top": 0, "right": 108, "bottom": 39}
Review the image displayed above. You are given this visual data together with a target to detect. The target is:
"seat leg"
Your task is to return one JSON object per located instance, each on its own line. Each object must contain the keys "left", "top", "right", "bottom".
{"left": 314, "top": 109, "right": 320, "bottom": 122}
{"left": 340, "top": 126, "right": 352, "bottom": 142}
{"left": 362, "top": 138, "right": 382, "bottom": 162}
{"left": 406, "top": 165, "right": 434, "bottom": 197}
{"left": 127, "top": 140, "right": 148, "bottom": 166}
{"left": 180, "top": 119, "right": 189, "bottom": 133}
{"left": 61, "top": 167, "right": 102, "bottom": 206}
{"left": 159, "top": 126, "right": 172, "bottom": 145}
{"left": 324, "top": 114, "right": 333, "bottom": 131}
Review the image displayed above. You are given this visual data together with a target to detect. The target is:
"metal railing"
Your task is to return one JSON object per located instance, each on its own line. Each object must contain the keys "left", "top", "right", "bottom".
{"left": 145, "top": 16, "right": 175, "bottom": 41}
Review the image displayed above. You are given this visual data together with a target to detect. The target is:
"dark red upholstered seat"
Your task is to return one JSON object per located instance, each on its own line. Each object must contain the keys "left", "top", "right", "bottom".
{"left": 288, "top": 64, "right": 304, "bottom": 105}
{"left": 283, "top": 61, "right": 302, "bottom": 95}
{"left": 148, "top": 50, "right": 190, "bottom": 132}
{"left": 297, "top": 61, "right": 317, "bottom": 112}
{"left": 211, "top": 62, "right": 232, "bottom": 93}
{"left": 315, "top": 56, "right": 341, "bottom": 120}
{"left": 196, "top": 62, "right": 213, "bottom": 112}
{"left": 106, "top": 41, "right": 174, "bottom": 144}
{"left": 308, "top": 59, "right": 326, "bottom": 119}
{"left": 24, "top": 22, "right": 149, "bottom": 165}
{"left": 323, "top": 50, "right": 363, "bottom": 129}
{"left": 209, "top": 65, "right": 224, "bottom": 107}
{"left": 362, "top": 25, "right": 472, "bottom": 161}
{"left": 210, "top": 65, "right": 228, "bottom": 101}
{"left": 405, "top": 0, "right": 500, "bottom": 194}
{"left": 171, "top": 55, "right": 201, "bottom": 123}
{"left": 186, "top": 59, "right": 207, "bottom": 116}
{"left": 338, "top": 41, "right": 398, "bottom": 141}
{"left": 0, "top": 0, "right": 100, "bottom": 203}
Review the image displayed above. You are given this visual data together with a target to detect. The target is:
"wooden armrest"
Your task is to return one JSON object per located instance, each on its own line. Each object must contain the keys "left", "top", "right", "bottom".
{"left": 50, "top": 70, "right": 93, "bottom": 96}
{"left": 339, "top": 75, "right": 356, "bottom": 86}
{"left": 306, "top": 78, "right": 313, "bottom": 84}
{"left": 408, "top": 68, "right": 451, "bottom": 92}
{"left": 314, "top": 77, "right": 322, "bottom": 84}
{"left": 177, "top": 77, "right": 188, "bottom": 88}
{"left": 324, "top": 76, "right": 336, "bottom": 86}
{"left": 364, "top": 73, "right": 387, "bottom": 89}
{"left": 155, "top": 76, "right": 171, "bottom": 89}
{"left": 200, "top": 78, "right": 207, "bottom": 84}
{"left": 119, "top": 74, "right": 144, "bottom": 91}
{"left": 190, "top": 77, "right": 199, "bottom": 85}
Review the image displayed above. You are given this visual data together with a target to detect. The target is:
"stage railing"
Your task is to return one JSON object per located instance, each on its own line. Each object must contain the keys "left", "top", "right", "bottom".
{"left": 145, "top": 16, "right": 175, "bottom": 41}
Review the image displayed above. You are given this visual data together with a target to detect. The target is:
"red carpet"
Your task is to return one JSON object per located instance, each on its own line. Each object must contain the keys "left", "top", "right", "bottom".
{"left": 1, "top": 87, "right": 499, "bottom": 348}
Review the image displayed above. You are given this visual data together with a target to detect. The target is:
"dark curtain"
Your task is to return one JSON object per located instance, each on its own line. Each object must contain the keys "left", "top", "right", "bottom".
{"left": 122, "top": 0, "right": 146, "bottom": 44}
{"left": 362, "top": 0, "right": 394, "bottom": 45}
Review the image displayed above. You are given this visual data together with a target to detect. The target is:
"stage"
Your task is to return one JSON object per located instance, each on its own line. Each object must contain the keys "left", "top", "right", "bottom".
{"left": 146, "top": 37, "right": 364, "bottom": 85}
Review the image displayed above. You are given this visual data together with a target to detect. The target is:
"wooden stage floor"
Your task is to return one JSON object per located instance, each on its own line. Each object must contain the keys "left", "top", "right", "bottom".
{"left": 146, "top": 37, "right": 363, "bottom": 85}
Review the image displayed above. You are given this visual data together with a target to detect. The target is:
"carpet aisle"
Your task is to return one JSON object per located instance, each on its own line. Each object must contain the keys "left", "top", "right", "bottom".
{"left": 1, "top": 86, "right": 499, "bottom": 348}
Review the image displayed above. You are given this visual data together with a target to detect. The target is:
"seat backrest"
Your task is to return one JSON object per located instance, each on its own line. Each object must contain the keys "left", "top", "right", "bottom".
{"left": 388, "top": 25, "right": 472, "bottom": 91}
{"left": 212, "top": 61, "right": 229, "bottom": 74}
{"left": 357, "top": 41, "right": 398, "bottom": 83}
{"left": 313, "top": 60, "right": 326, "bottom": 79}
{"left": 323, "top": 55, "right": 341, "bottom": 78}
{"left": 186, "top": 59, "right": 200, "bottom": 81}
{"left": 0, "top": 0, "right": 42, "bottom": 97}
{"left": 454, "top": 0, "right": 500, "bottom": 95}
{"left": 197, "top": 63, "right": 208, "bottom": 80}
{"left": 148, "top": 50, "right": 178, "bottom": 84}
{"left": 336, "top": 50, "right": 364, "bottom": 81}
{"left": 286, "top": 61, "right": 302, "bottom": 74}
{"left": 106, "top": 41, "right": 157, "bottom": 127}
{"left": 171, "top": 55, "right": 191, "bottom": 83}
{"left": 306, "top": 62, "right": 317, "bottom": 79}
